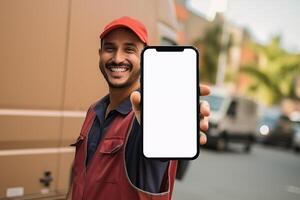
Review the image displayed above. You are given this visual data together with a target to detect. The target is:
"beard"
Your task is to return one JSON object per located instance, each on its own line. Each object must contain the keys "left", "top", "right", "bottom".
{"left": 99, "top": 60, "right": 140, "bottom": 89}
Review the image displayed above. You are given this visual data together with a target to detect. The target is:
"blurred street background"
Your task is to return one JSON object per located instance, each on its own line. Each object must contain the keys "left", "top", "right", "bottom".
{"left": 173, "top": 146, "right": 300, "bottom": 200}
{"left": 0, "top": 0, "right": 300, "bottom": 199}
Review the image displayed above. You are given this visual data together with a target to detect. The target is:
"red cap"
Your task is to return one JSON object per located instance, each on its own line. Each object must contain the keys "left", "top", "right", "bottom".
{"left": 100, "top": 16, "right": 148, "bottom": 44}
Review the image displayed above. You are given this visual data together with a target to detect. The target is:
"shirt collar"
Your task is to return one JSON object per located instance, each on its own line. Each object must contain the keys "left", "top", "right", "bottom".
{"left": 93, "top": 88, "right": 140, "bottom": 118}
{"left": 115, "top": 95, "right": 132, "bottom": 115}
{"left": 93, "top": 95, "right": 109, "bottom": 121}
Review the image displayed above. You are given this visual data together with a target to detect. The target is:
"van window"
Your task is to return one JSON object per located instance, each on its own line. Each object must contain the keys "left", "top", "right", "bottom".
{"left": 202, "top": 95, "right": 224, "bottom": 112}
{"left": 227, "top": 100, "right": 237, "bottom": 117}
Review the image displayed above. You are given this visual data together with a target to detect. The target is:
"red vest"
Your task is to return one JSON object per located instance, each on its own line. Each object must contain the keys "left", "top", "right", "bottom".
{"left": 71, "top": 105, "right": 178, "bottom": 200}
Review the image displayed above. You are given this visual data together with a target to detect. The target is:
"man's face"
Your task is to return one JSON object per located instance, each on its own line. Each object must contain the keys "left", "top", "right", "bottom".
{"left": 99, "top": 28, "right": 144, "bottom": 89}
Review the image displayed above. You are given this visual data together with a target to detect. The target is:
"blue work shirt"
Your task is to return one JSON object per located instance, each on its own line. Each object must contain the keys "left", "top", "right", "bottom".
{"left": 86, "top": 92, "right": 169, "bottom": 193}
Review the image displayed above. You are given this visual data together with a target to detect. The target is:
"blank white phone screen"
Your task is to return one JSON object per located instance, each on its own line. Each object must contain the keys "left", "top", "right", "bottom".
{"left": 142, "top": 47, "right": 198, "bottom": 159}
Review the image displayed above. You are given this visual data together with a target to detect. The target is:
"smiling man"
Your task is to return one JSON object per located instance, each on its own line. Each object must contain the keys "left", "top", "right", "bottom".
{"left": 99, "top": 27, "right": 142, "bottom": 95}
{"left": 67, "top": 16, "right": 210, "bottom": 200}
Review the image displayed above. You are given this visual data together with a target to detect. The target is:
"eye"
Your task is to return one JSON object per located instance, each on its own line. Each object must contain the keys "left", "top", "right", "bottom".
{"left": 125, "top": 47, "right": 135, "bottom": 53}
{"left": 104, "top": 46, "right": 115, "bottom": 52}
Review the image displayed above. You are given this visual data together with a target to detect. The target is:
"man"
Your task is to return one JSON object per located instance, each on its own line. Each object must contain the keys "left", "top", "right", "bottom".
{"left": 67, "top": 16, "right": 210, "bottom": 200}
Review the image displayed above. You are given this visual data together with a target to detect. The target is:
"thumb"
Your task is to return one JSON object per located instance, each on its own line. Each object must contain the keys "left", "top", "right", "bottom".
{"left": 130, "top": 91, "right": 141, "bottom": 124}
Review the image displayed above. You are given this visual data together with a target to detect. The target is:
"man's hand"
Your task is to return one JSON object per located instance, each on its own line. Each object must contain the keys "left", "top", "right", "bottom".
{"left": 198, "top": 84, "right": 210, "bottom": 144}
{"left": 130, "top": 84, "right": 210, "bottom": 145}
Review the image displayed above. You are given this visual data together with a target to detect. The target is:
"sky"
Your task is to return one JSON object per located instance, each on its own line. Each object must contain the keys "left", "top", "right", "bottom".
{"left": 187, "top": 0, "right": 300, "bottom": 53}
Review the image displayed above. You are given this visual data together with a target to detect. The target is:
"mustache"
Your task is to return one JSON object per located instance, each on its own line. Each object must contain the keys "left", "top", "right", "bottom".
{"left": 105, "top": 61, "right": 132, "bottom": 68}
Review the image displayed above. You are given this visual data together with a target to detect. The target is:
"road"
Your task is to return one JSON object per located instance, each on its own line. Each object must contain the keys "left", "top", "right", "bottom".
{"left": 173, "top": 144, "right": 300, "bottom": 200}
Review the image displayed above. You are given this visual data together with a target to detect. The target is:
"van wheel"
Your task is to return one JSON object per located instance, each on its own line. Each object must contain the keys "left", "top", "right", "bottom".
{"left": 216, "top": 138, "right": 227, "bottom": 151}
{"left": 244, "top": 143, "right": 252, "bottom": 153}
{"left": 244, "top": 135, "right": 253, "bottom": 153}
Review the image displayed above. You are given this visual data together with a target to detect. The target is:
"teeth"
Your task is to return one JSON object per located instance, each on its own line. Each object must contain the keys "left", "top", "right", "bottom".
{"left": 110, "top": 67, "right": 128, "bottom": 72}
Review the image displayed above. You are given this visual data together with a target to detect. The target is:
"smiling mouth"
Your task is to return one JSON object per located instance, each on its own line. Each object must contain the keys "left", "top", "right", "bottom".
{"left": 107, "top": 66, "right": 130, "bottom": 72}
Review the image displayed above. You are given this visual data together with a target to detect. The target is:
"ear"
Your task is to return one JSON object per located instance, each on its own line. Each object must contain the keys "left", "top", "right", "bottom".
{"left": 99, "top": 39, "right": 103, "bottom": 55}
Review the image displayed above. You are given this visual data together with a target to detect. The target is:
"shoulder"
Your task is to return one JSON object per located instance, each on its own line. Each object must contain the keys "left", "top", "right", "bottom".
{"left": 87, "top": 95, "right": 109, "bottom": 113}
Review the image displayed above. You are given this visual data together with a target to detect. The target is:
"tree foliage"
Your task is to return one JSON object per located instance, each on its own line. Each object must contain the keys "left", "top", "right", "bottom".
{"left": 240, "top": 36, "right": 300, "bottom": 105}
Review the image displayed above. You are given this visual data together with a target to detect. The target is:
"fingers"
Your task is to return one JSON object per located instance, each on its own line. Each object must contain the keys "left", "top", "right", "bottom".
{"left": 199, "top": 100, "right": 210, "bottom": 144}
{"left": 199, "top": 100, "right": 210, "bottom": 132}
{"left": 130, "top": 91, "right": 141, "bottom": 112}
{"left": 199, "top": 84, "right": 210, "bottom": 96}
{"left": 200, "top": 116, "right": 209, "bottom": 132}
{"left": 130, "top": 91, "right": 141, "bottom": 124}
{"left": 199, "top": 132, "right": 207, "bottom": 145}
{"left": 198, "top": 86, "right": 210, "bottom": 143}
{"left": 200, "top": 100, "right": 210, "bottom": 118}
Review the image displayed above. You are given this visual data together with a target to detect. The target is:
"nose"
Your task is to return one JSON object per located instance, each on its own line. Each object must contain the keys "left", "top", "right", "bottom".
{"left": 113, "top": 49, "right": 125, "bottom": 64}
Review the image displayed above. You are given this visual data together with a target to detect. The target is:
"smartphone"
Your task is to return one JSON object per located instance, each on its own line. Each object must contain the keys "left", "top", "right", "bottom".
{"left": 141, "top": 46, "right": 199, "bottom": 159}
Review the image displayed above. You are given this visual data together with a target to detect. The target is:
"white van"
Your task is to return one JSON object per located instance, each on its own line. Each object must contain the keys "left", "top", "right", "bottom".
{"left": 202, "top": 87, "right": 258, "bottom": 152}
